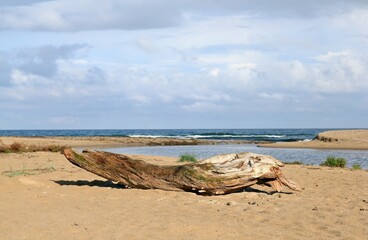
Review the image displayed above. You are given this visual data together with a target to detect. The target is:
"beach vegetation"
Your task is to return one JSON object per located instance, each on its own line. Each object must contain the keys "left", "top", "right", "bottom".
{"left": 10, "top": 142, "right": 22, "bottom": 152}
{"left": 320, "top": 156, "right": 346, "bottom": 168}
{"left": 284, "top": 161, "right": 303, "bottom": 165}
{"left": 2, "top": 162, "right": 56, "bottom": 177}
{"left": 0, "top": 141, "right": 67, "bottom": 154}
{"left": 352, "top": 163, "right": 362, "bottom": 170}
{"left": 178, "top": 154, "right": 197, "bottom": 163}
{"left": 2, "top": 166, "right": 56, "bottom": 177}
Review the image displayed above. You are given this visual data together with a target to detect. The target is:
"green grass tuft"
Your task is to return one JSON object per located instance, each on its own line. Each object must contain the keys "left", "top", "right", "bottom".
{"left": 352, "top": 163, "right": 362, "bottom": 170}
{"left": 178, "top": 154, "right": 197, "bottom": 163}
{"left": 320, "top": 156, "right": 346, "bottom": 168}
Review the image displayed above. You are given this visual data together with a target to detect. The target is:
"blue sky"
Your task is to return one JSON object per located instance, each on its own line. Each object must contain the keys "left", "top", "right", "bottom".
{"left": 0, "top": 0, "right": 367, "bottom": 129}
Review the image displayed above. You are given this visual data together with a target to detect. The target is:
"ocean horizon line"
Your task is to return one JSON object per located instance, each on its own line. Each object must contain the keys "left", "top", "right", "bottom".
{"left": 0, "top": 127, "right": 364, "bottom": 131}
{"left": 1, "top": 128, "right": 362, "bottom": 142}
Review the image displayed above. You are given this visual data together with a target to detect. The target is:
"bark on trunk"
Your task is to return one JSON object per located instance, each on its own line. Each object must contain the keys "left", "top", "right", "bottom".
{"left": 63, "top": 148, "right": 301, "bottom": 195}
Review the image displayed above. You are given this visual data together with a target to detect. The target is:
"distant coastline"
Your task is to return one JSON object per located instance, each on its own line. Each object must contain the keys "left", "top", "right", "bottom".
{"left": 258, "top": 129, "right": 368, "bottom": 150}
{"left": 0, "top": 128, "right": 357, "bottom": 143}
{"left": 1, "top": 129, "right": 367, "bottom": 151}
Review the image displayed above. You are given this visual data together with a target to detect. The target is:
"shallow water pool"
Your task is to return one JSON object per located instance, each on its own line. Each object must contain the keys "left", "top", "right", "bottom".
{"left": 97, "top": 144, "right": 368, "bottom": 169}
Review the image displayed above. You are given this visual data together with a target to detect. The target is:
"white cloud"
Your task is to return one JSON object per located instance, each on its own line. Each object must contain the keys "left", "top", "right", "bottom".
{"left": 181, "top": 101, "right": 226, "bottom": 112}
{"left": 136, "top": 37, "right": 159, "bottom": 53}
{"left": 208, "top": 68, "right": 221, "bottom": 76}
{"left": 0, "top": 0, "right": 181, "bottom": 31}
{"left": 47, "top": 89, "right": 61, "bottom": 97}
{"left": 314, "top": 51, "right": 349, "bottom": 62}
{"left": 1, "top": 0, "right": 367, "bottom": 31}
{"left": 258, "top": 92, "right": 285, "bottom": 101}
{"left": 1, "top": 1, "right": 368, "bottom": 128}
{"left": 128, "top": 94, "right": 150, "bottom": 105}
{"left": 311, "top": 51, "right": 368, "bottom": 92}
{"left": 10, "top": 69, "right": 29, "bottom": 85}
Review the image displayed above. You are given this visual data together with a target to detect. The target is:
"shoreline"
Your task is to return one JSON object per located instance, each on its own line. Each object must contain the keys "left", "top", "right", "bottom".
{"left": 0, "top": 136, "right": 271, "bottom": 150}
{"left": 258, "top": 130, "right": 368, "bottom": 150}
{"left": 2, "top": 129, "right": 368, "bottom": 151}
{"left": 0, "top": 136, "right": 215, "bottom": 149}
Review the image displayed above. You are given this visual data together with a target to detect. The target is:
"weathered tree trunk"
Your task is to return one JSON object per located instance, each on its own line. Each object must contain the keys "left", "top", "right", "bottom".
{"left": 63, "top": 148, "right": 301, "bottom": 195}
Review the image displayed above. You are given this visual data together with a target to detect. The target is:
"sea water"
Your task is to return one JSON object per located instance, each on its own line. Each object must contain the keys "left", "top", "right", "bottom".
{"left": 100, "top": 144, "right": 368, "bottom": 168}
{"left": 0, "top": 128, "right": 332, "bottom": 141}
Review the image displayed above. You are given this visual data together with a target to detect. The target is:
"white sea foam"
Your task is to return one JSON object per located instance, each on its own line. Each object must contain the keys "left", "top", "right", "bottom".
{"left": 186, "top": 134, "right": 286, "bottom": 139}
{"left": 128, "top": 134, "right": 287, "bottom": 139}
{"left": 298, "top": 139, "right": 312, "bottom": 142}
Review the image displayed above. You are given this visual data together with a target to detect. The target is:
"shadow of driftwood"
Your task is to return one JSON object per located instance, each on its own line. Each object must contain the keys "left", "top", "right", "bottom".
{"left": 242, "top": 186, "right": 294, "bottom": 195}
{"left": 242, "top": 187, "right": 271, "bottom": 194}
{"left": 54, "top": 180, "right": 124, "bottom": 189}
{"left": 54, "top": 180, "right": 293, "bottom": 195}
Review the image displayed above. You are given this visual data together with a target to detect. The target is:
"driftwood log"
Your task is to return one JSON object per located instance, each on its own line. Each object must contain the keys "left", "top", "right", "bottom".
{"left": 63, "top": 148, "right": 301, "bottom": 195}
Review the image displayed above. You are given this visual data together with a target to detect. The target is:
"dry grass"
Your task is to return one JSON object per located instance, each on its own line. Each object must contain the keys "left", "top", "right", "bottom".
{"left": 0, "top": 141, "right": 67, "bottom": 154}
{"left": 2, "top": 166, "right": 56, "bottom": 177}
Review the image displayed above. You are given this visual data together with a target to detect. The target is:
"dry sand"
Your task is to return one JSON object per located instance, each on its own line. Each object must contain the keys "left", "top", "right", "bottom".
{"left": 1, "top": 132, "right": 368, "bottom": 239}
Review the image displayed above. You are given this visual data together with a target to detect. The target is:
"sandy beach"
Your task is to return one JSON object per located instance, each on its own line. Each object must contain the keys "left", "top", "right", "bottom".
{"left": 258, "top": 130, "right": 368, "bottom": 150}
{"left": 0, "top": 136, "right": 211, "bottom": 148}
{"left": 1, "top": 131, "right": 368, "bottom": 239}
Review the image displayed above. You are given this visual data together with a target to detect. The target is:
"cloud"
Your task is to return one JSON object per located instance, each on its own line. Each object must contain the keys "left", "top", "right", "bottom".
{"left": 0, "top": 43, "right": 110, "bottom": 108}
{"left": 0, "top": 0, "right": 181, "bottom": 31}
{"left": 314, "top": 51, "right": 349, "bottom": 62}
{"left": 0, "top": 0, "right": 49, "bottom": 6}
{"left": 0, "top": 54, "right": 11, "bottom": 86}
{"left": 84, "top": 66, "right": 106, "bottom": 84}
{"left": 135, "top": 37, "right": 159, "bottom": 53}
{"left": 1, "top": 1, "right": 368, "bottom": 128}
{"left": 0, "top": 44, "right": 87, "bottom": 87}
{"left": 181, "top": 101, "right": 227, "bottom": 113}
{"left": 10, "top": 69, "right": 40, "bottom": 86}
{"left": 208, "top": 68, "right": 221, "bottom": 76}
{"left": 310, "top": 51, "right": 368, "bottom": 93}
{"left": 16, "top": 44, "right": 87, "bottom": 77}
{"left": 258, "top": 92, "right": 285, "bottom": 101}
{"left": 1, "top": 0, "right": 367, "bottom": 31}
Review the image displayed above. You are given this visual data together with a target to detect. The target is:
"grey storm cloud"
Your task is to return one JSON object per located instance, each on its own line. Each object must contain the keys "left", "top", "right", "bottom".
{"left": 0, "top": 44, "right": 87, "bottom": 86}
{"left": 0, "top": 0, "right": 367, "bottom": 31}
{"left": 16, "top": 44, "right": 87, "bottom": 77}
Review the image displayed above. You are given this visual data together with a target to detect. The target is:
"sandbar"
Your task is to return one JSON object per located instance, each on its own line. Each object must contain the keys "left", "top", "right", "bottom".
{"left": 258, "top": 129, "right": 368, "bottom": 150}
